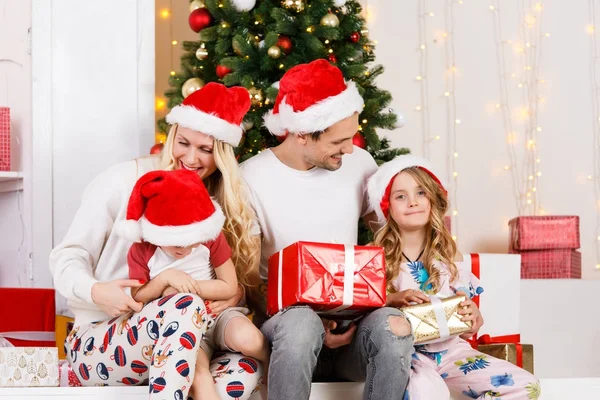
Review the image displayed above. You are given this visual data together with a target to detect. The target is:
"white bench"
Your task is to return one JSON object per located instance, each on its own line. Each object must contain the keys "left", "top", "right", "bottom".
{"left": 1, "top": 379, "right": 599, "bottom": 399}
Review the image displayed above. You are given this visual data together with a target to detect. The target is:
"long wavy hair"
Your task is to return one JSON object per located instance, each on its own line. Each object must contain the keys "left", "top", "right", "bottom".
{"left": 158, "top": 123, "right": 260, "bottom": 288}
{"left": 372, "top": 167, "right": 457, "bottom": 294}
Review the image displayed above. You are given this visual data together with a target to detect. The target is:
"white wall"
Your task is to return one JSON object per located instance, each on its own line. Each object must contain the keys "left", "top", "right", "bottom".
{"left": 0, "top": 0, "right": 31, "bottom": 287}
{"left": 30, "top": 0, "right": 155, "bottom": 306}
{"left": 368, "top": 0, "right": 600, "bottom": 279}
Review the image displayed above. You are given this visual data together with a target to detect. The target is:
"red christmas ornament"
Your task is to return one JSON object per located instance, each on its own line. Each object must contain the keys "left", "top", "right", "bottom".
{"left": 277, "top": 36, "right": 293, "bottom": 54}
{"left": 189, "top": 8, "right": 213, "bottom": 33}
{"left": 150, "top": 143, "right": 164, "bottom": 155}
{"left": 352, "top": 132, "right": 366, "bottom": 149}
{"left": 216, "top": 65, "right": 232, "bottom": 79}
{"left": 328, "top": 54, "right": 337, "bottom": 63}
{"left": 350, "top": 32, "right": 361, "bottom": 43}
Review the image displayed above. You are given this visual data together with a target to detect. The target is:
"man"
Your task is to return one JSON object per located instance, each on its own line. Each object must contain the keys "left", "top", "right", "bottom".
{"left": 241, "top": 59, "right": 413, "bottom": 400}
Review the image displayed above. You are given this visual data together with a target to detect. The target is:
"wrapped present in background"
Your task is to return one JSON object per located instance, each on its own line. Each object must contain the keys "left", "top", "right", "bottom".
{"left": 474, "top": 334, "right": 535, "bottom": 374}
{"left": 55, "top": 315, "right": 74, "bottom": 360}
{"left": 58, "top": 360, "right": 81, "bottom": 387}
{"left": 509, "top": 216, "right": 580, "bottom": 251}
{"left": 267, "top": 242, "right": 386, "bottom": 317}
{"left": 401, "top": 295, "right": 471, "bottom": 344}
{"left": 0, "top": 347, "right": 59, "bottom": 387}
{"left": 520, "top": 249, "right": 581, "bottom": 279}
{"left": 463, "top": 254, "right": 521, "bottom": 338}
{"left": 0, "top": 107, "right": 9, "bottom": 171}
{"left": 0, "top": 288, "right": 56, "bottom": 347}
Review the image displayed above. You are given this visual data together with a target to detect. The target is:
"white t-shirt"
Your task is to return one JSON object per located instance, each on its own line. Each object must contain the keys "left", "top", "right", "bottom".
{"left": 240, "top": 146, "right": 378, "bottom": 279}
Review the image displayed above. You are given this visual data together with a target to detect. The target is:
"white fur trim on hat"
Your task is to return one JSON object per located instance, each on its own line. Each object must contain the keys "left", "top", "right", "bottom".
{"left": 263, "top": 81, "right": 364, "bottom": 136}
{"left": 114, "top": 219, "right": 143, "bottom": 243}
{"left": 166, "top": 105, "right": 243, "bottom": 147}
{"left": 367, "top": 155, "right": 446, "bottom": 223}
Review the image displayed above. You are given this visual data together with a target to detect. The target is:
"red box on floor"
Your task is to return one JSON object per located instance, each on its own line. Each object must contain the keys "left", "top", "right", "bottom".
{"left": 0, "top": 107, "right": 10, "bottom": 171}
{"left": 508, "top": 216, "right": 580, "bottom": 251}
{"left": 520, "top": 249, "right": 581, "bottom": 279}
{"left": 267, "top": 242, "right": 386, "bottom": 317}
{"left": 0, "top": 288, "right": 56, "bottom": 347}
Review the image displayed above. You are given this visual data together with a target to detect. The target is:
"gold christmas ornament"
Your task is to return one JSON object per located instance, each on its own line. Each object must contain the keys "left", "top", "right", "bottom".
{"left": 242, "top": 119, "right": 254, "bottom": 130}
{"left": 189, "top": 0, "right": 206, "bottom": 12}
{"left": 195, "top": 47, "right": 209, "bottom": 60}
{"left": 320, "top": 13, "right": 340, "bottom": 28}
{"left": 248, "top": 87, "right": 264, "bottom": 106}
{"left": 181, "top": 77, "right": 205, "bottom": 98}
{"left": 282, "top": 0, "right": 304, "bottom": 12}
{"left": 267, "top": 45, "right": 282, "bottom": 59}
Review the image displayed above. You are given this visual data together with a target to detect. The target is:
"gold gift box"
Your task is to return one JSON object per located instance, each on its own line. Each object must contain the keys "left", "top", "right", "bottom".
{"left": 401, "top": 294, "right": 471, "bottom": 344}
{"left": 478, "top": 343, "right": 534, "bottom": 374}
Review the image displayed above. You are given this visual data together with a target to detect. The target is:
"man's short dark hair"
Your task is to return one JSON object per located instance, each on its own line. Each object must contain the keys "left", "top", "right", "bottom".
{"left": 309, "top": 130, "right": 325, "bottom": 141}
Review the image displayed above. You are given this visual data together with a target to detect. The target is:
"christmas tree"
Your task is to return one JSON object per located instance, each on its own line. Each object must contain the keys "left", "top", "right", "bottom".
{"left": 159, "top": 0, "right": 409, "bottom": 243}
{"left": 159, "top": 0, "right": 408, "bottom": 162}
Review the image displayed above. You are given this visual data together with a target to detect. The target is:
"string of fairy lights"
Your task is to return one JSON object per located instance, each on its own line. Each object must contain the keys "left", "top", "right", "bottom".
{"left": 587, "top": 0, "right": 600, "bottom": 270}
{"left": 490, "top": 0, "right": 547, "bottom": 217}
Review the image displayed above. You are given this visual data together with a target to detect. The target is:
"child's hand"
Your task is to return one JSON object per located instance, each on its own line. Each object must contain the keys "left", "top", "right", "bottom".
{"left": 387, "top": 289, "right": 430, "bottom": 307}
{"left": 161, "top": 286, "right": 179, "bottom": 297}
{"left": 159, "top": 269, "right": 202, "bottom": 295}
{"left": 456, "top": 291, "right": 484, "bottom": 339}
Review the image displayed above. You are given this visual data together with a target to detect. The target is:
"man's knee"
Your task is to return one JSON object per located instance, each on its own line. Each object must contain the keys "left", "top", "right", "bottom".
{"left": 388, "top": 315, "right": 411, "bottom": 336}
{"left": 271, "top": 307, "right": 324, "bottom": 352}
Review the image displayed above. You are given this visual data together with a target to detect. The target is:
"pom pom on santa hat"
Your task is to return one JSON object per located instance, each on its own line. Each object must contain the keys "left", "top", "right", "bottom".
{"left": 114, "top": 169, "right": 225, "bottom": 247}
{"left": 166, "top": 82, "right": 251, "bottom": 147}
{"left": 367, "top": 155, "right": 447, "bottom": 223}
{"left": 264, "top": 59, "right": 364, "bottom": 136}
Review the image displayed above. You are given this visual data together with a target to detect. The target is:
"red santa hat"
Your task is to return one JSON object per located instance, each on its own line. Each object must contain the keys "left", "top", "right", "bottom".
{"left": 263, "top": 59, "right": 364, "bottom": 136}
{"left": 114, "top": 169, "right": 225, "bottom": 247}
{"left": 166, "top": 82, "right": 251, "bottom": 147}
{"left": 368, "top": 155, "right": 447, "bottom": 223}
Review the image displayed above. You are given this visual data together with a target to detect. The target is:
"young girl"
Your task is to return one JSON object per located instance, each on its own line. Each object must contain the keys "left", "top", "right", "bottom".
{"left": 117, "top": 168, "right": 269, "bottom": 400}
{"left": 368, "top": 155, "right": 540, "bottom": 400}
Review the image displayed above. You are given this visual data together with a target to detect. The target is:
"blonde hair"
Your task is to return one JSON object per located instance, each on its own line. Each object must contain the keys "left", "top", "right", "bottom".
{"left": 372, "top": 167, "right": 457, "bottom": 294}
{"left": 158, "top": 124, "right": 260, "bottom": 288}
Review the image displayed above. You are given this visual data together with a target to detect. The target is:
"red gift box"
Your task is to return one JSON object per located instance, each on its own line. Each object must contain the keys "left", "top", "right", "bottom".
{"left": 520, "top": 249, "right": 581, "bottom": 279}
{"left": 508, "top": 216, "right": 580, "bottom": 251}
{"left": 267, "top": 242, "right": 386, "bottom": 317}
{"left": 0, "top": 288, "right": 56, "bottom": 347}
{"left": 0, "top": 107, "right": 9, "bottom": 171}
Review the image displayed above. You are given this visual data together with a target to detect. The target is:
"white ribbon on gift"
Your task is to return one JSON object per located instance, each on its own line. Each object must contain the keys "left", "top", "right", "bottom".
{"left": 428, "top": 295, "right": 450, "bottom": 340}
{"left": 0, "top": 331, "right": 56, "bottom": 348}
{"left": 277, "top": 244, "right": 357, "bottom": 313}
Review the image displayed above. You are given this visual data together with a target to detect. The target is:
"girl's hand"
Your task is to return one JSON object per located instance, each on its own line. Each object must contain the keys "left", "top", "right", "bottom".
{"left": 91, "top": 279, "right": 144, "bottom": 318}
{"left": 456, "top": 292, "right": 484, "bottom": 339}
{"left": 387, "top": 289, "right": 430, "bottom": 307}
{"left": 159, "top": 269, "right": 201, "bottom": 295}
{"left": 205, "top": 284, "right": 245, "bottom": 317}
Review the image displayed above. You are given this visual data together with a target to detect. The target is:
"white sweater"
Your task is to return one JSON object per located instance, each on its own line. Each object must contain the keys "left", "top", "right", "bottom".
{"left": 49, "top": 156, "right": 160, "bottom": 325}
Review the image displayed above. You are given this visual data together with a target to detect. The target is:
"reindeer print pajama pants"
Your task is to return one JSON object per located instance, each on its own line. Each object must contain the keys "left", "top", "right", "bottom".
{"left": 64, "top": 293, "right": 262, "bottom": 399}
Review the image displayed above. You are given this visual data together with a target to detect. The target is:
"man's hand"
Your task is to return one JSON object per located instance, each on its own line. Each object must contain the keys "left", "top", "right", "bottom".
{"left": 91, "top": 279, "right": 144, "bottom": 317}
{"left": 322, "top": 318, "right": 357, "bottom": 349}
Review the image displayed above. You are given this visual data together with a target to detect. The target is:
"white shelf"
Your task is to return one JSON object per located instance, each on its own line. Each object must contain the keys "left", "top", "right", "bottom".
{"left": 0, "top": 171, "right": 23, "bottom": 193}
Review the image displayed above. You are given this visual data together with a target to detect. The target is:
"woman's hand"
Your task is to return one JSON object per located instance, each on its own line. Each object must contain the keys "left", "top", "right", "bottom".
{"left": 387, "top": 289, "right": 430, "bottom": 307}
{"left": 205, "top": 284, "right": 245, "bottom": 317}
{"left": 91, "top": 279, "right": 144, "bottom": 317}
{"left": 159, "top": 269, "right": 202, "bottom": 295}
{"left": 161, "top": 286, "right": 179, "bottom": 297}
{"left": 456, "top": 292, "right": 484, "bottom": 339}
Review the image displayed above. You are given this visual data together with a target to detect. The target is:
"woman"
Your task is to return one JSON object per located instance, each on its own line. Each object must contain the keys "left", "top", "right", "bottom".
{"left": 49, "top": 82, "right": 263, "bottom": 399}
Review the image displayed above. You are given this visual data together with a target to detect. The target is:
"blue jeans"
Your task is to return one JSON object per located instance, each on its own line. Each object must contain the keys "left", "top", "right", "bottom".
{"left": 260, "top": 306, "right": 413, "bottom": 400}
